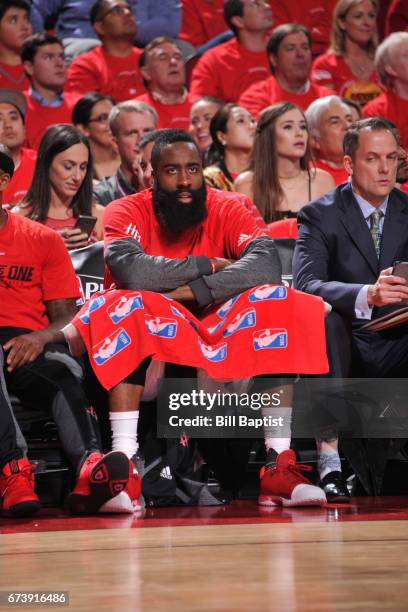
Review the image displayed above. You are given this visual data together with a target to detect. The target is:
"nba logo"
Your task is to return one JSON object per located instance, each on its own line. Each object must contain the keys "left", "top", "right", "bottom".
{"left": 208, "top": 321, "right": 224, "bottom": 335}
{"left": 80, "top": 295, "right": 106, "bottom": 324}
{"left": 253, "top": 328, "right": 288, "bottom": 350}
{"left": 223, "top": 308, "right": 256, "bottom": 337}
{"left": 144, "top": 315, "right": 178, "bottom": 338}
{"left": 198, "top": 341, "right": 227, "bottom": 362}
{"left": 107, "top": 292, "right": 144, "bottom": 323}
{"left": 93, "top": 328, "right": 131, "bottom": 365}
{"left": 249, "top": 285, "right": 287, "bottom": 302}
{"left": 216, "top": 295, "right": 239, "bottom": 318}
{"left": 171, "top": 306, "right": 198, "bottom": 331}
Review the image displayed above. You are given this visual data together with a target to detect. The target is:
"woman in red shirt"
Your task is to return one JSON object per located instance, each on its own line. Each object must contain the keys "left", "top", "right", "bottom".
{"left": 13, "top": 124, "right": 104, "bottom": 249}
{"left": 312, "top": 0, "right": 382, "bottom": 107}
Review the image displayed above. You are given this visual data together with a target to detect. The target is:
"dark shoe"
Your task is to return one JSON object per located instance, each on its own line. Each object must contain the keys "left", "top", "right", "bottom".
{"left": 67, "top": 451, "right": 129, "bottom": 515}
{"left": 319, "top": 471, "right": 350, "bottom": 503}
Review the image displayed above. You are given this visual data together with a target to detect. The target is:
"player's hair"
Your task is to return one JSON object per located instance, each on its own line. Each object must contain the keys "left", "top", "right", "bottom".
{"left": 150, "top": 129, "right": 199, "bottom": 171}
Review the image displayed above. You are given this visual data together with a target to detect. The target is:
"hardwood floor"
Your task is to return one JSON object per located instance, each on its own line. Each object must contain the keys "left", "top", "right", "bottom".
{"left": 1, "top": 517, "right": 408, "bottom": 611}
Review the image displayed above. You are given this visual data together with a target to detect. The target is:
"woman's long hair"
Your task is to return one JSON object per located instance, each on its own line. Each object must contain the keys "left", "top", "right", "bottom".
{"left": 24, "top": 124, "right": 93, "bottom": 222}
{"left": 203, "top": 103, "right": 238, "bottom": 167}
{"left": 251, "top": 102, "right": 313, "bottom": 223}
{"left": 330, "top": 0, "right": 378, "bottom": 58}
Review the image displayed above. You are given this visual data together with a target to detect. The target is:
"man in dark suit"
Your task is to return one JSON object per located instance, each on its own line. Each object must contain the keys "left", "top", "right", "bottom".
{"left": 293, "top": 117, "right": 408, "bottom": 498}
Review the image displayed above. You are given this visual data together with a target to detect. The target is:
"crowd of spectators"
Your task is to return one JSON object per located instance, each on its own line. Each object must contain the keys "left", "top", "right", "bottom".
{"left": 1, "top": 0, "right": 408, "bottom": 516}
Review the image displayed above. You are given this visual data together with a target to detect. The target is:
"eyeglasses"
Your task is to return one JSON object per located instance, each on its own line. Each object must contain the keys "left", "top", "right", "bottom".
{"left": 88, "top": 113, "right": 110, "bottom": 124}
{"left": 96, "top": 3, "right": 131, "bottom": 21}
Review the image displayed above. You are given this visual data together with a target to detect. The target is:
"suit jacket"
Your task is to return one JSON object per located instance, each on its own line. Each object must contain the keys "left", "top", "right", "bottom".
{"left": 293, "top": 182, "right": 408, "bottom": 319}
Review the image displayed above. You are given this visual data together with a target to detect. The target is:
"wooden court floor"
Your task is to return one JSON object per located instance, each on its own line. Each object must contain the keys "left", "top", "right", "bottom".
{"left": 1, "top": 499, "right": 408, "bottom": 612}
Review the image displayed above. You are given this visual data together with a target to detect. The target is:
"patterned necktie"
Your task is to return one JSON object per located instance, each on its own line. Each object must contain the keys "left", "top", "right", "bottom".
{"left": 370, "top": 209, "right": 383, "bottom": 258}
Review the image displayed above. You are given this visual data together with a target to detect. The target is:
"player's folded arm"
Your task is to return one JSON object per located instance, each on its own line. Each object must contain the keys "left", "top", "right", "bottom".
{"left": 189, "top": 236, "right": 282, "bottom": 307}
{"left": 105, "top": 238, "right": 213, "bottom": 292}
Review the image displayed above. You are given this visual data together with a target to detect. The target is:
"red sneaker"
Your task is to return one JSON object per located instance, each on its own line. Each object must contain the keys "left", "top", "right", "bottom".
{"left": 258, "top": 449, "right": 326, "bottom": 507}
{"left": 0, "top": 458, "right": 40, "bottom": 517}
{"left": 67, "top": 451, "right": 129, "bottom": 515}
{"left": 98, "top": 458, "right": 142, "bottom": 514}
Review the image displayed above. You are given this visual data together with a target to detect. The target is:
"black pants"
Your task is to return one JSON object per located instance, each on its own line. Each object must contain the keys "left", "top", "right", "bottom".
{"left": 325, "top": 311, "right": 408, "bottom": 377}
{"left": 0, "top": 332, "right": 100, "bottom": 472}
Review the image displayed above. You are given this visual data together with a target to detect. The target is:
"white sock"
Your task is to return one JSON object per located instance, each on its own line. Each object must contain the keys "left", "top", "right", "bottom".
{"left": 110, "top": 411, "right": 139, "bottom": 459}
{"left": 316, "top": 437, "right": 341, "bottom": 480}
{"left": 262, "top": 406, "right": 292, "bottom": 455}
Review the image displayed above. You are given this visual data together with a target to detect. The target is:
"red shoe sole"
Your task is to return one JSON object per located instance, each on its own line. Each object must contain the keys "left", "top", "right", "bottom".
{"left": 67, "top": 452, "right": 129, "bottom": 515}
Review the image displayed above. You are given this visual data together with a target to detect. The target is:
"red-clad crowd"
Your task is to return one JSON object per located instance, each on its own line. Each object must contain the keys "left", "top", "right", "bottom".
{"left": 0, "top": 0, "right": 408, "bottom": 519}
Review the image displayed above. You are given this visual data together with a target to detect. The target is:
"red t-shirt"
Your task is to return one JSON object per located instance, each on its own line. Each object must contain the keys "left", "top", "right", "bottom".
{"left": 315, "top": 159, "right": 349, "bottom": 186}
{"left": 0, "top": 62, "right": 30, "bottom": 92}
{"left": 103, "top": 187, "right": 266, "bottom": 288}
{"left": 190, "top": 37, "right": 270, "bottom": 103}
{"left": 66, "top": 46, "right": 145, "bottom": 103}
{"left": 385, "top": 0, "right": 408, "bottom": 36}
{"left": 238, "top": 76, "right": 334, "bottom": 119}
{"left": 363, "top": 91, "right": 408, "bottom": 151}
{"left": 179, "top": 0, "right": 227, "bottom": 47}
{"left": 269, "top": 0, "right": 337, "bottom": 56}
{"left": 3, "top": 148, "right": 37, "bottom": 207}
{"left": 0, "top": 212, "right": 80, "bottom": 330}
{"left": 311, "top": 53, "right": 382, "bottom": 107}
{"left": 24, "top": 92, "right": 79, "bottom": 150}
{"left": 134, "top": 91, "right": 192, "bottom": 129}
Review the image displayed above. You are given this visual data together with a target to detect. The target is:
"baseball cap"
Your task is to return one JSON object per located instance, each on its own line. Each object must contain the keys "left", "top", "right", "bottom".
{"left": 0, "top": 89, "right": 27, "bottom": 118}
{"left": 0, "top": 145, "right": 15, "bottom": 177}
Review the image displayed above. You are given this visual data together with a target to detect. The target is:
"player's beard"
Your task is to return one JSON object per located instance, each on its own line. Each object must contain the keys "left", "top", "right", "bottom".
{"left": 153, "top": 180, "right": 208, "bottom": 234}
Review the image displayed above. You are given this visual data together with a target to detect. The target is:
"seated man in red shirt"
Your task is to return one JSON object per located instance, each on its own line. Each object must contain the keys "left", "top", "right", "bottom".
{"left": 0, "top": 145, "right": 131, "bottom": 517}
{"left": 363, "top": 32, "right": 408, "bottom": 151}
{"left": 21, "top": 32, "right": 79, "bottom": 149}
{"left": 189, "top": 0, "right": 272, "bottom": 104}
{"left": 0, "top": 0, "right": 32, "bottom": 92}
{"left": 179, "top": 0, "right": 228, "bottom": 48}
{"left": 66, "top": 0, "right": 145, "bottom": 103}
{"left": 0, "top": 89, "right": 36, "bottom": 207}
{"left": 63, "top": 129, "right": 329, "bottom": 512}
{"left": 136, "top": 37, "right": 192, "bottom": 130}
{"left": 305, "top": 95, "right": 353, "bottom": 185}
{"left": 238, "top": 24, "right": 333, "bottom": 119}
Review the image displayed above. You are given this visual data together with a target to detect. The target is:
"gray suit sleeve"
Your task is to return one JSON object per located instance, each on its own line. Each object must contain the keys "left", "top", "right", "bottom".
{"left": 105, "top": 237, "right": 212, "bottom": 291}
{"left": 189, "top": 236, "right": 282, "bottom": 306}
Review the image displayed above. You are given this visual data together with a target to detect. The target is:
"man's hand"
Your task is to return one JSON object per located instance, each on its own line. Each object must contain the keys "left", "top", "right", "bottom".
{"left": 3, "top": 331, "right": 48, "bottom": 372}
{"left": 367, "top": 267, "right": 408, "bottom": 307}
{"left": 57, "top": 227, "right": 90, "bottom": 250}
{"left": 161, "top": 285, "right": 195, "bottom": 302}
{"left": 210, "top": 257, "right": 235, "bottom": 272}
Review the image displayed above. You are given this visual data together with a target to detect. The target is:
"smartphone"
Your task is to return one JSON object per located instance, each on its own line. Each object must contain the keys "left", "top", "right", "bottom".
{"left": 393, "top": 261, "right": 408, "bottom": 283}
{"left": 393, "top": 261, "right": 408, "bottom": 305}
{"left": 74, "top": 215, "right": 97, "bottom": 237}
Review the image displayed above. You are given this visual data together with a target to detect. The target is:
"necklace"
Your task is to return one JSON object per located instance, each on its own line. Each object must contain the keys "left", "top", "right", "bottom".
{"left": 278, "top": 169, "right": 302, "bottom": 180}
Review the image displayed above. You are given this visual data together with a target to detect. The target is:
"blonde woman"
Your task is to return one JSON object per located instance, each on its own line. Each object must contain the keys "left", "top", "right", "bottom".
{"left": 311, "top": 0, "right": 382, "bottom": 107}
